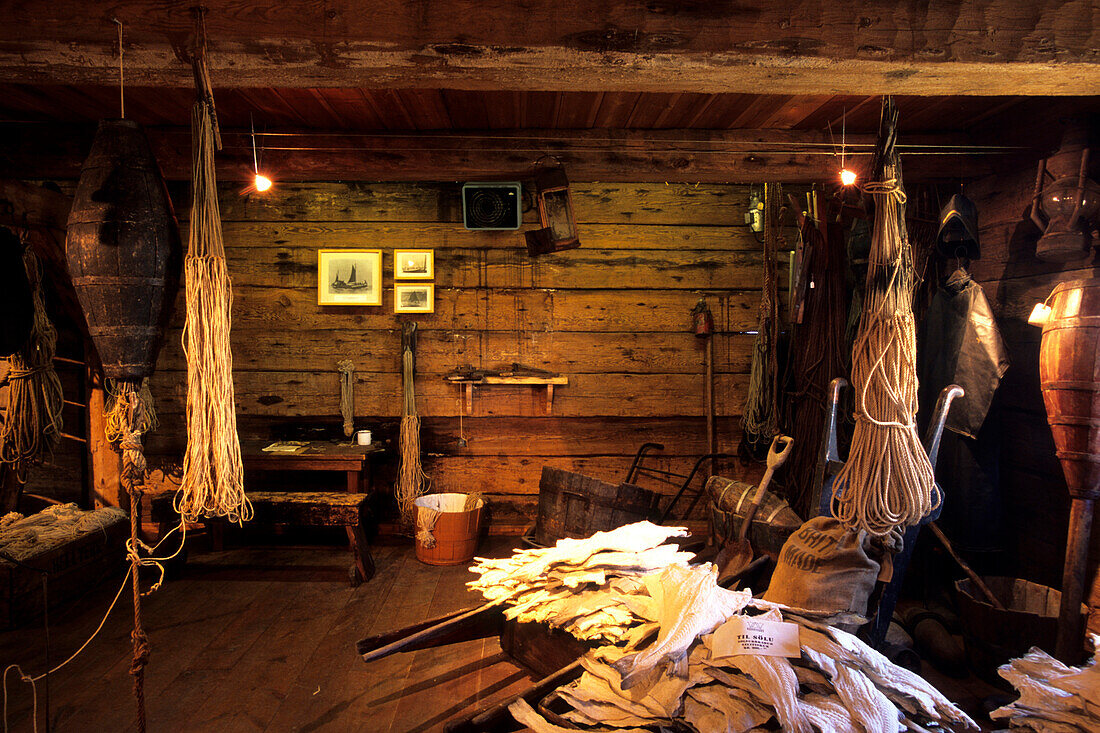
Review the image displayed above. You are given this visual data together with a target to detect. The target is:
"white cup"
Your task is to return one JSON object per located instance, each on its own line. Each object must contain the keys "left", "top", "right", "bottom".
{"left": 356, "top": 429, "right": 372, "bottom": 446}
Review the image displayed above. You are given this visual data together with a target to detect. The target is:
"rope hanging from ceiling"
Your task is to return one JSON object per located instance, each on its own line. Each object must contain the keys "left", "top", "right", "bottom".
{"left": 740, "top": 183, "right": 780, "bottom": 460}
{"left": 174, "top": 21, "right": 251, "bottom": 525}
{"left": 831, "top": 99, "right": 938, "bottom": 536}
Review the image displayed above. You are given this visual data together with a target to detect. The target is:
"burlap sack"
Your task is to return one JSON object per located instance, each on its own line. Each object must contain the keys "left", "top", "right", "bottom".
{"left": 763, "top": 516, "right": 883, "bottom": 617}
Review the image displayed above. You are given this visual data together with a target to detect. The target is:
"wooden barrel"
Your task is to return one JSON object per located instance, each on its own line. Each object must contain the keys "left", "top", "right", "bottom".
{"left": 66, "top": 119, "right": 180, "bottom": 380}
{"left": 1039, "top": 278, "right": 1100, "bottom": 500}
{"left": 533, "top": 467, "right": 660, "bottom": 546}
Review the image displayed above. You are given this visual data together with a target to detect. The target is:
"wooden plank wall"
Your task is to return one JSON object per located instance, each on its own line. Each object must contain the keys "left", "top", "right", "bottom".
{"left": 965, "top": 166, "right": 1100, "bottom": 632}
{"left": 143, "top": 181, "right": 777, "bottom": 527}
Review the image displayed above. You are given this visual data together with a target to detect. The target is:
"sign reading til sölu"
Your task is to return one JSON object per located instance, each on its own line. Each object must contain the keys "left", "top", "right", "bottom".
{"left": 712, "top": 616, "right": 801, "bottom": 658}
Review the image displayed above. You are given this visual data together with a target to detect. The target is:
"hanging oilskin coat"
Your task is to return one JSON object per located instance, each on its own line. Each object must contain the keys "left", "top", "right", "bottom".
{"left": 918, "top": 267, "right": 1010, "bottom": 552}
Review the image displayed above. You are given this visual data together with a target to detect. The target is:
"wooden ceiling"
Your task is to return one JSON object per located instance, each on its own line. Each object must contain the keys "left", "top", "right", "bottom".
{"left": 0, "top": 84, "right": 1075, "bottom": 135}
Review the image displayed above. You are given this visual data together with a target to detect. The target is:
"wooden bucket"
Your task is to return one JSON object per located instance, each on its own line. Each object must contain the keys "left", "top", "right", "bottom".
{"left": 533, "top": 467, "right": 660, "bottom": 546}
{"left": 414, "top": 493, "right": 483, "bottom": 566}
{"left": 956, "top": 577, "right": 1086, "bottom": 681}
{"left": 66, "top": 119, "right": 181, "bottom": 380}
{"left": 1039, "top": 278, "right": 1100, "bottom": 500}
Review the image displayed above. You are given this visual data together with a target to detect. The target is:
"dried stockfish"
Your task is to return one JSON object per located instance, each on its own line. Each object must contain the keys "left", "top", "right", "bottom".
{"left": 991, "top": 641, "right": 1100, "bottom": 731}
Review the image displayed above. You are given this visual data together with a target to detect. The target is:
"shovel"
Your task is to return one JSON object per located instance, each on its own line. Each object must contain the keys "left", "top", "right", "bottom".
{"left": 716, "top": 434, "right": 793, "bottom": 585}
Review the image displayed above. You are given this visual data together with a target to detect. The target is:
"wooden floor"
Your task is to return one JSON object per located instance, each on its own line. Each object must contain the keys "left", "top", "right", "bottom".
{"left": 1, "top": 537, "right": 532, "bottom": 732}
{"left": 2, "top": 533, "right": 1008, "bottom": 732}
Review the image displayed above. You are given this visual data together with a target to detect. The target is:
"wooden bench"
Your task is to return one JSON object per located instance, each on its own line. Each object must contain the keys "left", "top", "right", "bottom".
{"left": 149, "top": 491, "right": 375, "bottom": 586}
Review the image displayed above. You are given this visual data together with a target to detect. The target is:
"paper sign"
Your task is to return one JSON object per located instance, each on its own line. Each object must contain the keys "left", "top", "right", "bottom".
{"left": 711, "top": 616, "right": 801, "bottom": 658}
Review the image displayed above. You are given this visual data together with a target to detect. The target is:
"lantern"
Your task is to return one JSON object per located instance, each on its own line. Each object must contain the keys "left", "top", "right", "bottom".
{"left": 1030, "top": 122, "right": 1100, "bottom": 263}
{"left": 525, "top": 166, "right": 580, "bottom": 256}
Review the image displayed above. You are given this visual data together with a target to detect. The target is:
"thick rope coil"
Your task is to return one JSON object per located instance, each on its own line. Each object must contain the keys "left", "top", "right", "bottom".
{"left": 833, "top": 163, "right": 937, "bottom": 536}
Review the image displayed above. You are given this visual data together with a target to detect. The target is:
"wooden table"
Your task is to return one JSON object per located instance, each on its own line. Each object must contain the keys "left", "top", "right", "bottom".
{"left": 245, "top": 442, "right": 385, "bottom": 494}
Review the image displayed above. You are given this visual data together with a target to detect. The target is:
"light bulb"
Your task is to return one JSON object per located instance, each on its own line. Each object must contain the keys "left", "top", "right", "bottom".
{"left": 254, "top": 174, "right": 273, "bottom": 192}
{"left": 840, "top": 169, "right": 857, "bottom": 186}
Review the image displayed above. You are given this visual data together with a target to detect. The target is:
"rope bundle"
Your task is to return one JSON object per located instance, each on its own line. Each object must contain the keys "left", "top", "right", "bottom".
{"left": 741, "top": 184, "right": 780, "bottom": 457}
{"left": 832, "top": 167, "right": 938, "bottom": 536}
{"left": 395, "top": 344, "right": 430, "bottom": 526}
{"left": 0, "top": 248, "right": 63, "bottom": 474}
{"left": 337, "top": 359, "right": 355, "bottom": 438}
{"left": 175, "top": 100, "right": 251, "bottom": 524}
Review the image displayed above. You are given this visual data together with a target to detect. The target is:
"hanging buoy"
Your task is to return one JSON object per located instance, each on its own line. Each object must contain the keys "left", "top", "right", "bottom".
{"left": 66, "top": 119, "right": 181, "bottom": 379}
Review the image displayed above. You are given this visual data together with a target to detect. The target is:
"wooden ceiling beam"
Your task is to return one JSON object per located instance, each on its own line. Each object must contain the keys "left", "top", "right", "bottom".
{"left": 0, "top": 1, "right": 1095, "bottom": 95}
{"left": 0, "top": 125, "right": 993, "bottom": 183}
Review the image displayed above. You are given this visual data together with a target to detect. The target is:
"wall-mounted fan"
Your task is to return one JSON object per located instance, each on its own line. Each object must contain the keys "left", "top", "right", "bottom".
{"left": 462, "top": 182, "right": 522, "bottom": 230}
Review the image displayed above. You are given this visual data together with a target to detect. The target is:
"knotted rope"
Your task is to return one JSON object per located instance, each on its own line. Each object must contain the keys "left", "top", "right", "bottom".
{"left": 832, "top": 168, "right": 937, "bottom": 536}
{"left": 115, "top": 382, "right": 150, "bottom": 732}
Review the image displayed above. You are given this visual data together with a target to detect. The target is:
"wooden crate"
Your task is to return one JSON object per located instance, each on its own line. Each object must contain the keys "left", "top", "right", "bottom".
{"left": 0, "top": 514, "right": 128, "bottom": 628}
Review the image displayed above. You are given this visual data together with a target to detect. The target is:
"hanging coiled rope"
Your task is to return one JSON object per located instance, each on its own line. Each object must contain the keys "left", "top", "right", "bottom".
{"left": 832, "top": 143, "right": 938, "bottom": 536}
{"left": 0, "top": 247, "right": 63, "bottom": 474}
{"left": 741, "top": 183, "right": 780, "bottom": 459}
{"left": 395, "top": 325, "right": 429, "bottom": 526}
{"left": 175, "top": 81, "right": 251, "bottom": 525}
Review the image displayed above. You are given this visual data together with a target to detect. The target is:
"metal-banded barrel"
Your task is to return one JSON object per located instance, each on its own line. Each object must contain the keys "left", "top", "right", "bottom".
{"left": 66, "top": 119, "right": 180, "bottom": 380}
{"left": 1039, "top": 278, "right": 1100, "bottom": 500}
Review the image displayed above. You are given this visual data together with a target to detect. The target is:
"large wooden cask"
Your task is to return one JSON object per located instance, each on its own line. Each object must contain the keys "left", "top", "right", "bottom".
{"left": 1039, "top": 278, "right": 1100, "bottom": 500}
{"left": 66, "top": 119, "right": 180, "bottom": 380}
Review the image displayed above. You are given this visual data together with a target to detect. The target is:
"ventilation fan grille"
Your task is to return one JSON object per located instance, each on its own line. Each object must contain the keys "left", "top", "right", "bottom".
{"left": 462, "top": 183, "right": 521, "bottom": 230}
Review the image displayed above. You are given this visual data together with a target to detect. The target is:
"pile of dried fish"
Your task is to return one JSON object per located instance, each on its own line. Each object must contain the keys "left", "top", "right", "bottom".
{"left": 468, "top": 522, "right": 693, "bottom": 642}
{"left": 991, "top": 640, "right": 1099, "bottom": 731}
{"left": 469, "top": 522, "right": 977, "bottom": 732}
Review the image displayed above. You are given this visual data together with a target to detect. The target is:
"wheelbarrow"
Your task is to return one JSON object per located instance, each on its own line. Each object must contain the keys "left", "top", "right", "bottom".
{"left": 812, "top": 378, "right": 971, "bottom": 648}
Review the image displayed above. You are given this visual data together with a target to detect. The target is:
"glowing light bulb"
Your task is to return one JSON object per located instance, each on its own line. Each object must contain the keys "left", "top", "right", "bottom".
{"left": 840, "top": 168, "right": 857, "bottom": 187}
{"left": 254, "top": 174, "right": 273, "bottom": 192}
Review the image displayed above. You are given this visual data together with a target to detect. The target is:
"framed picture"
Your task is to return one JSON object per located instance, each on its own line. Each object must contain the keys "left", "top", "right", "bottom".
{"left": 317, "top": 249, "right": 382, "bottom": 306}
{"left": 394, "top": 249, "right": 434, "bottom": 280}
{"left": 394, "top": 283, "right": 435, "bottom": 314}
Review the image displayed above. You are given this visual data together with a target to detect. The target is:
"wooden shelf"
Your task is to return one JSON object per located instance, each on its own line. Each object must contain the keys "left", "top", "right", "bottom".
{"left": 447, "top": 376, "right": 568, "bottom": 415}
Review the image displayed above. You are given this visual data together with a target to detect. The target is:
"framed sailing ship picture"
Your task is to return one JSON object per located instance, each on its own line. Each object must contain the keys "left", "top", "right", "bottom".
{"left": 393, "top": 249, "right": 434, "bottom": 279}
{"left": 394, "top": 283, "right": 434, "bottom": 314}
{"left": 317, "top": 249, "right": 382, "bottom": 305}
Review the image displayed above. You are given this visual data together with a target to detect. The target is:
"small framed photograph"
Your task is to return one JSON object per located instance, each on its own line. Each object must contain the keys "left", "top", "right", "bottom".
{"left": 317, "top": 249, "right": 382, "bottom": 306}
{"left": 394, "top": 249, "right": 434, "bottom": 280}
{"left": 394, "top": 283, "right": 435, "bottom": 314}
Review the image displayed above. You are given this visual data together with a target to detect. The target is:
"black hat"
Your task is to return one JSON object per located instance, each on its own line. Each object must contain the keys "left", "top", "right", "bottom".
{"left": 936, "top": 193, "right": 980, "bottom": 260}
